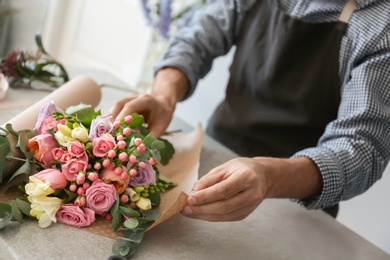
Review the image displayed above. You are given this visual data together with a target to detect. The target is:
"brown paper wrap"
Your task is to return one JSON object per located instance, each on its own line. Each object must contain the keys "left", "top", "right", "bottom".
{"left": 0, "top": 76, "right": 203, "bottom": 239}
{"left": 1, "top": 76, "right": 102, "bottom": 180}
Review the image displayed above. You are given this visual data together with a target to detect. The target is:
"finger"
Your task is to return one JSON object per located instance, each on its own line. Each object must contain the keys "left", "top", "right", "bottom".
{"left": 191, "top": 167, "right": 226, "bottom": 191}
{"left": 109, "top": 95, "right": 137, "bottom": 120}
{"left": 181, "top": 200, "right": 258, "bottom": 222}
{"left": 184, "top": 188, "right": 260, "bottom": 215}
{"left": 188, "top": 169, "right": 247, "bottom": 206}
{"left": 114, "top": 95, "right": 153, "bottom": 122}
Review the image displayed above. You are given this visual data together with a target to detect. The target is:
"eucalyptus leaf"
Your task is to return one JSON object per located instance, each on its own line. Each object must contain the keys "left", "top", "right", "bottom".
{"left": 110, "top": 197, "right": 121, "bottom": 232}
{"left": 9, "top": 200, "right": 23, "bottom": 223}
{"left": 142, "top": 209, "right": 162, "bottom": 220}
{"left": 119, "top": 206, "right": 140, "bottom": 218}
{"left": 150, "top": 150, "right": 161, "bottom": 163}
{"left": 151, "top": 140, "right": 165, "bottom": 151}
{"left": 142, "top": 133, "right": 157, "bottom": 147}
{"left": 121, "top": 228, "right": 145, "bottom": 244}
{"left": 124, "top": 218, "right": 139, "bottom": 229}
{"left": 0, "top": 137, "right": 11, "bottom": 183}
{"left": 5, "top": 123, "right": 18, "bottom": 137}
{"left": 0, "top": 203, "right": 12, "bottom": 229}
{"left": 6, "top": 161, "right": 31, "bottom": 184}
{"left": 17, "top": 131, "right": 33, "bottom": 160}
{"left": 16, "top": 199, "right": 31, "bottom": 217}
{"left": 112, "top": 238, "right": 137, "bottom": 258}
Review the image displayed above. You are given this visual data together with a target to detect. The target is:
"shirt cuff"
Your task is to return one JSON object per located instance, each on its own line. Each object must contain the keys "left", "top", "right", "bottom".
{"left": 291, "top": 147, "right": 344, "bottom": 209}
{"left": 154, "top": 58, "right": 198, "bottom": 101}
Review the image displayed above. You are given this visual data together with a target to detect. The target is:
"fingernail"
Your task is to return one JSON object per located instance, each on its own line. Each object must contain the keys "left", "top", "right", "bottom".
{"left": 183, "top": 206, "right": 192, "bottom": 215}
{"left": 188, "top": 197, "right": 196, "bottom": 205}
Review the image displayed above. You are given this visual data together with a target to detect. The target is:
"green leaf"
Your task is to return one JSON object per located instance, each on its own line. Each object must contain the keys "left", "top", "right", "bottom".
{"left": 16, "top": 199, "right": 31, "bottom": 217}
{"left": 142, "top": 132, "right": 157, "bottom": 147}
{"left": 121, "top": 228, "right": 145, "bottom": 243}
{"left": 5, "top": 123, "right": 18, "bottom": 137}
{"left": 66, "top": 104, "right": 101, "bottom": 127}
{"left": 159, "top": 137, "right": 175, "bottom": 165}
{"left": 35, "top": 32, "right": 47, "bottom": 54}
{"left": 0, "top": 137, "right": 11, "bottom": 183}
{"left": 128, "top": 113, "right": 144, "bottom": 128}
{"left": 150, "top": 150, "right": 161, "bottom": 163}
{"left": 17, "top": 131, "right": 34, "bottom": 160}
{"left": 148, "top": 191, "right": 161, "bottom": 206}
{"left": 110, "top": 196, "right": 121, "bottom": 232}
{"left": 0, "top": 203, "right": 12, "bottom": 229}
{"left": 6, "top": 161, "right": 31, "bottom": 183}
{"left": 151, "top": 140, "right": 165, "bottom": 150}
{"left": 63, "top": 189, "right": 78, "bottom": 203}
{"left": 112, "top": 238, "right": 138, "bottom": 258}
{"left": 9, "top": 200, "right": 23, "bottom": 223}
{"left": 140, "top": 209, "right": 161, "bottom": 222}
{"left": 158, "top": 175, "right": 177, "bottom": 186}
{"left": 119, "top": 206, "right": 140, "bottom": 218}
{"left": 124, "top": 218, "right": 139, "bottom": 229}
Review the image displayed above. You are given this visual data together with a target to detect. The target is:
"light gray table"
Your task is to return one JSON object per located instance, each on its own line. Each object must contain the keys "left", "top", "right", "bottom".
{"left": 0, "top": 70, "right": 389, "bottom": 260}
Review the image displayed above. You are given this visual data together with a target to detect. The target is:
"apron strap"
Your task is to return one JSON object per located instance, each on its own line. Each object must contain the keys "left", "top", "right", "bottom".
{"left": 339, "top": 0, "right": 356, "bottom": 23}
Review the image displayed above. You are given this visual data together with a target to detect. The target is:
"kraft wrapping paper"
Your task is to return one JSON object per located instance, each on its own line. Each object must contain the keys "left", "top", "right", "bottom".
{"left": 0, "top": 76, "right": 203, "bottom": 239}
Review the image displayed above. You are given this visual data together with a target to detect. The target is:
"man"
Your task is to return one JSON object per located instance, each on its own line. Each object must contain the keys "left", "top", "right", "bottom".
{"left": 111, "top": 0, "right": 390, "bottom": 222}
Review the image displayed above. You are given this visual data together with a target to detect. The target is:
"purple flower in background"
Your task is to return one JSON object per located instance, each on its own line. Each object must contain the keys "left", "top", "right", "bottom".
{"left": 140, "top": 0, "right": 152, "bottom": 25}
{"left": 88, "top": 114, "right": 114, "bottom": 140}
{"left": 157, "top": 0, "right": 172, "bottom": 39}
{"left": 130, "top": 160, "right": 156, "bottom": 186}
{"left": 139, "top": 0, "right": 204, "bottom": 39}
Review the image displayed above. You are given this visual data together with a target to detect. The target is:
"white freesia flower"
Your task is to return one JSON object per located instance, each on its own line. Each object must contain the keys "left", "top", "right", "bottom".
{"left": 55, "top": 130, "right": 76, "bottom": 146}
{"left": 136, "top": 197, "right": 152, "bottom": 211}
{"left": 124, "top": 187, "right": 140, "bottom": 202}
{"left": 26, "top": 176, "right": 62, "bottom": 228}
{"left": 71, "top": 126, "right": 89, "bottom": 143}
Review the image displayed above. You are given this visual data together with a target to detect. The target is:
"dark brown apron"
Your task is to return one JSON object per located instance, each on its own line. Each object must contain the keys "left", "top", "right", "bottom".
{"left": 206, "top": 0, "right": 352, "bottom": 158}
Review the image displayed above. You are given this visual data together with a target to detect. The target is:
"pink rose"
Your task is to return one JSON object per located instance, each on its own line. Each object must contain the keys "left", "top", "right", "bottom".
{"left": 130, "top": 160, "right": 156, "bottom": 186}
{"left": 39, "top": 116, "right": 66, "bottom": 135}
{"left": 56, "top": 204, "right": 95, "bottom": 227}
{"left": 67, "top": 141, "right": 86, "bottom": 158}
{"left": 27, "top": 134, "right": 59, "bottom": 166}
{"left": 92, "top": 134, "right": 116, "bottom": 157}
{"left": 34, "top": 169, "right": 67, "bottom": 190}
{"left": 52, "top": 147, "right": 66, "bottom": 161}
{"left": 86, "top": 179, "right": 117, "bottom": 215}
{"left": 62, "top": 159, "right": 88, "bottom": 181}
{"left": 100, "top": 167, "right": 130, "bottom": 194}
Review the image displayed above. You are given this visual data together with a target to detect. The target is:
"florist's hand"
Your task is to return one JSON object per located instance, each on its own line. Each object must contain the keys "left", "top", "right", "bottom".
{"left": 110, "top": 67, "right": 190, "bottom": 137}
{"left": 181, "top": 158, "right": 267, "bottom": 222}
{"left": 110, "top": 93, "right": 175, "bottom": 137}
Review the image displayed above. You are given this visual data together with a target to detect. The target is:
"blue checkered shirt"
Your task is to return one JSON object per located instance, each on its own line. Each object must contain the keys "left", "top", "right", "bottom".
{"left": 155, "top": 0, "right": 390, "bottom": 209}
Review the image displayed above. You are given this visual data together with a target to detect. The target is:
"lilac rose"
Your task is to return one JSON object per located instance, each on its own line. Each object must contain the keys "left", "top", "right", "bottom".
{"left": 130, "top": 160, "right": 156, "bottom": 186}
{"left": 34, "top": 101, "right": 64, "bottom": 134}
{"left": 88, "top": 114, "right": 113, "bottom": 140}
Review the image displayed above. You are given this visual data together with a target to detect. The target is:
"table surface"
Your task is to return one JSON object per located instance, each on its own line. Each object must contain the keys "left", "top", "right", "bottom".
{"left": 0, "top": 69, "right": 389, "bottom": 260}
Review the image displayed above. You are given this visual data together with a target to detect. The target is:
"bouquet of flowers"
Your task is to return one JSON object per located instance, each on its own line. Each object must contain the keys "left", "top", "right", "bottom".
{"left": 0, "top": 101, "right": 176, "bottom": 258}
{"left": 0, "top": 32, "right": 69, "bottom": 90}
{"left": 140, "top": 0, "right": 206, "bottom": 38}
